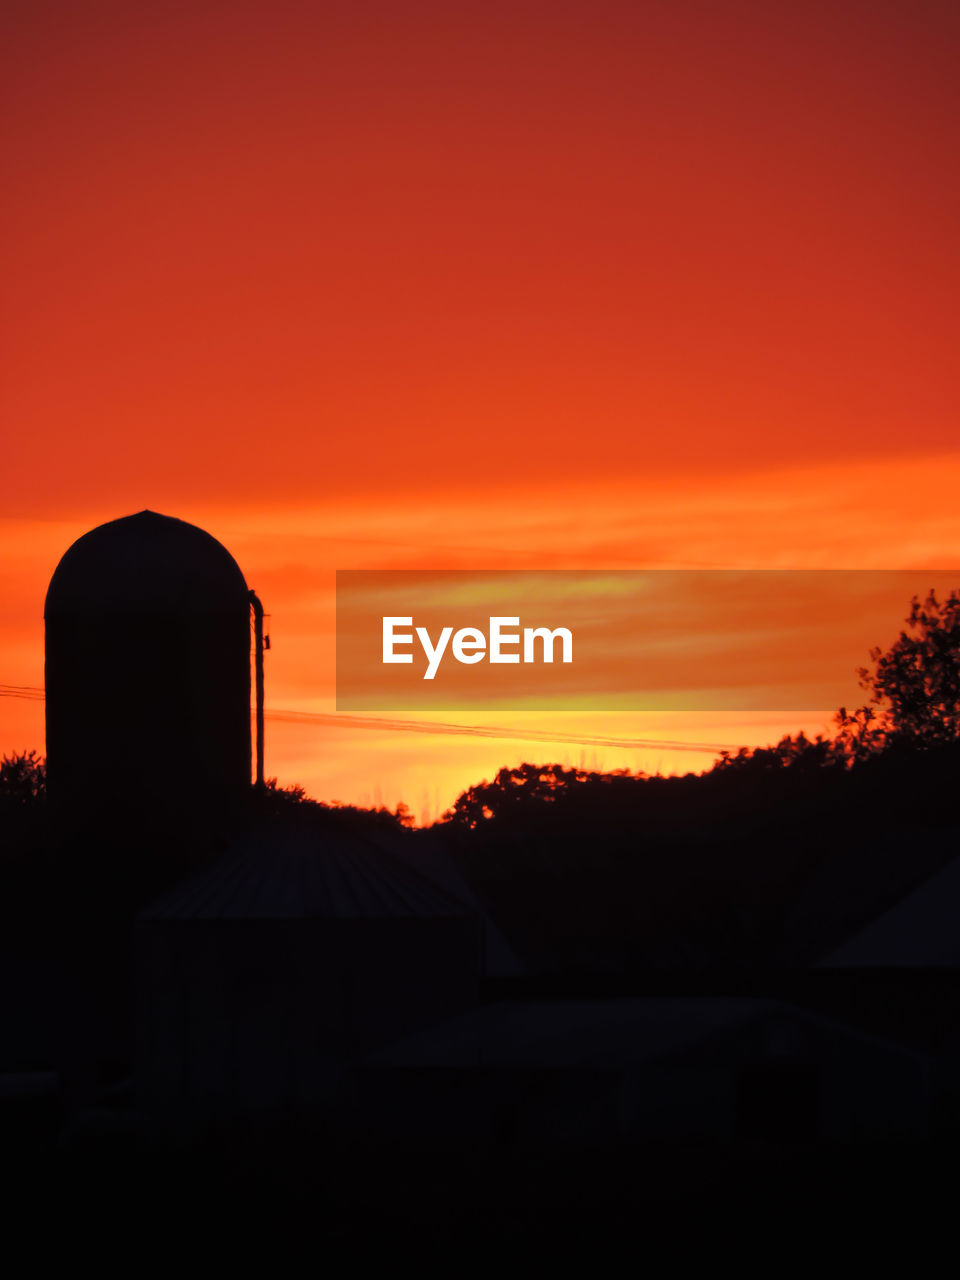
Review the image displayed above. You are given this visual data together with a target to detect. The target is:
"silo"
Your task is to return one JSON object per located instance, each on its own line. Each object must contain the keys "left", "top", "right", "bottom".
{"left": 44, "top": 510, "right": 252, "bottom": 828}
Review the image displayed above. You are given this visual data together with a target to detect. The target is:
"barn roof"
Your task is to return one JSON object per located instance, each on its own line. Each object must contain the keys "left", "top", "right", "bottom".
{"left": 821, "top": 853, "right": 960, "bottom": 967}
{"left": 139, "top": 822, "right": 524, "bottom": 973}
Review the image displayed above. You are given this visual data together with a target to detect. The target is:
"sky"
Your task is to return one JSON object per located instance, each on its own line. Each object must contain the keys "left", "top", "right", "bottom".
{"left": 2, "top": 1, "right": 958, "bottom": 822}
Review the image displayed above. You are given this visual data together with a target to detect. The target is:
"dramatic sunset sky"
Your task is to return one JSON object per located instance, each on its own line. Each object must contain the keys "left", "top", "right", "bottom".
{"left": 2, "top": 1, "right": 958, "bottom": 821}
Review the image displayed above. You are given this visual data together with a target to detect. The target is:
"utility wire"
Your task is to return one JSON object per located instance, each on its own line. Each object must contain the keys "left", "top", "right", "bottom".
{"left": 0, "top": 684, "right": 735, "bottom": 752}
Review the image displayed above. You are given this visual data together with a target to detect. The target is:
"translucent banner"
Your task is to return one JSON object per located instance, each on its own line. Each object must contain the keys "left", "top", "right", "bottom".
{"left": 335, "top": 569, "right": 960, "bottom": 712}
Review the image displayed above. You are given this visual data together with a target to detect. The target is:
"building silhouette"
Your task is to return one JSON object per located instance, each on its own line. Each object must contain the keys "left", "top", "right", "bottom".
{"left": 44, "top": 510, "right": 252, "bottom": 830}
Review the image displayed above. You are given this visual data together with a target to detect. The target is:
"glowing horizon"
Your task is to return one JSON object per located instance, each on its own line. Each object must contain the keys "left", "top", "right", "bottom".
{"left": 4, "top": 453, "right": 960, "bottom": 822}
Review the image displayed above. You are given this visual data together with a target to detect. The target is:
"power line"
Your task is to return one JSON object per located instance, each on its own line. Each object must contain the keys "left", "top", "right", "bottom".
{"left": 0, "top": 683, "right": 733, "bottom": 753}
{"left": 0, "top": 685, "right": 45, "bottom": 701}
{"left": 265, "top": 708, "right": 735, "bottom": 752}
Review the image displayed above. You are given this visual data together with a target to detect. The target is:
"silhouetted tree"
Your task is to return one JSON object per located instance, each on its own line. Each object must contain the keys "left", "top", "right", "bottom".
{"left": 442, "top": 763, "right": 637, "bottom": 828}
{"left": 857, "top": 588, "right": 960, "bottom": 747}
{"left": 0, "top": 749, "right": 46, "bottom": 806}
{"left": 832, "top": 704, "right": 887, "bottom": 763}
{"left": 714, "top": 731, "right": 838, "bottom": 773}
{"left": 712, "top": 714, "right": 886, "bottom": 773}
{"left": 253, "top": 776, "right": 414, "bottom": 830}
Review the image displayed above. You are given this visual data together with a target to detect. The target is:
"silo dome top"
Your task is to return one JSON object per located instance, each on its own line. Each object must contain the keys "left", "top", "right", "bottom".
{"left": 45, "top": 510, "right": 250, "bottom": 617}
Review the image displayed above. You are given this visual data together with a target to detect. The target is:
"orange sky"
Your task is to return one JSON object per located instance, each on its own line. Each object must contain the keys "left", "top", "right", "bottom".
{"left": 2, "top": 2, "right": 958, "bottom": 821}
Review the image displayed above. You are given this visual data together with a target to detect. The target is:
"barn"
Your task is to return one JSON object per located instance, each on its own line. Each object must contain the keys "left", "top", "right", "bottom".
{"left": 359, "top": 997, "right": 930, "bottom": 1149}
{"left": 136, "top": 821, "right": 522, "bottom": 1133}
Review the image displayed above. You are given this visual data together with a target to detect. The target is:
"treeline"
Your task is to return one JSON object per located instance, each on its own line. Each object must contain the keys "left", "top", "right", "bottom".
{"left": 430, "top": 588, "right": 960, "bottom": 968}
{"left": 434, "top": 743, "right": 960, "bottom": 969}
{"left": 1, "top": 588, "right": 958, "bottom": 968}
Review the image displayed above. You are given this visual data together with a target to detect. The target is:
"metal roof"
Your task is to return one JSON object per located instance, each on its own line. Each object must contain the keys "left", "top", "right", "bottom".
{"left": 140, "top": 825, "right": 470, "bottom": 921}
